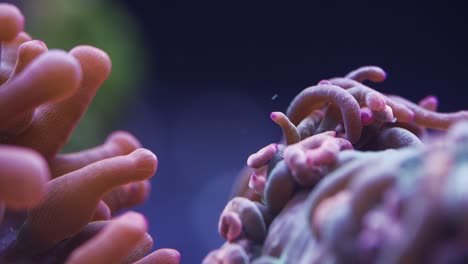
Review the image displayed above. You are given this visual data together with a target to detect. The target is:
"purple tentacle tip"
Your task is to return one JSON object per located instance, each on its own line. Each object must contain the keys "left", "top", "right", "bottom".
{"left": 360, "top": 107, "right": 375, "bottom": 126}
{"left": 270, "top": 112, "right": 278, "bottom": 120}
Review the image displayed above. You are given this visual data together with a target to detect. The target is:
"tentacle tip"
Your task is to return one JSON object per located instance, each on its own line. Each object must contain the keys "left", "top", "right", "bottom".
{"left": 360, "top": 109, "right": 374, "bottom": 126}
{"left": 419, "top": 95, "right": 439, "bottom": 110}
{"left": 369, "top": 101, "right": 386, "bottom": 112}
{"left": 17, "top": 40, "right": 48, "bottom": 56}
{"left": 270, "top": 112, "right": 278, "bottom": 120}
{"left": 271, "top": 143, "right": 278, "bottom": 152}
{"left": 171, "top": 250, "right": 182, "bottom": 262}
{"left": 25, "top": 39, "right": 48, "bottom": 50}
{"left": 0, "top": 3, "right": 25, "bottom": 41}
{"left": 69, "top": 45, "right": 112, "bottom": 80}
{"left": 246, "top": 156, "right": 255, "bottom": 168}
{"left": 130, "top": 148, "right": 158, "bottom": 176}
{"left": 381, "top": 71, "right": 387, "bottom": 81}
{"left": 219, "top": 212, "right": 242, "bottom": 241}
{"left": 119, "top": 211, "right": 148, "bottom": 232}
{"left": 318, "top": 80, "right": 331, "bottom": 85}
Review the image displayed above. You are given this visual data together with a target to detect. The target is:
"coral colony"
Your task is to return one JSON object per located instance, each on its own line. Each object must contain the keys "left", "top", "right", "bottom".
{"left": 0, "top": 4, "right": 179, "bottom": 264}
{"left": 2, "top": 4, "right": 468, "bottom": 264}
{"left": 203, "top": 71, "right": 468, "bottom": 261}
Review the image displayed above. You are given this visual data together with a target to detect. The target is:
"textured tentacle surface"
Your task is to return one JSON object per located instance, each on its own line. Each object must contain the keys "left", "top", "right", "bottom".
{"left": 344, "top": 66, "right": 387, "bottom": 83}
{"left": 0, "top": 51, "right": 82, "bottom": 139}
{"left": 297, "top": 110, "right": 324, "bottom": 139}
{"left": 373, "top": 126, "right": 422, "bottom": 150}
{"left": 14, "top": 149, "right": 157, "bottom": 254}
{"left": 11, "top": 46, "right": 110, "bottom": 159}
{"left": 286, "top": 84, "right": 362, "bottom": 143}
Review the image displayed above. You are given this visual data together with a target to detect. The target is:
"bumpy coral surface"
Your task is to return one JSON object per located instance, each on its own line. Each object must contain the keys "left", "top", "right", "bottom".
{"left": 0, "top": 4, "right": 179, "bottom": 264}
{"left": 205, "top": 64, "right": 468, "bottom": 263}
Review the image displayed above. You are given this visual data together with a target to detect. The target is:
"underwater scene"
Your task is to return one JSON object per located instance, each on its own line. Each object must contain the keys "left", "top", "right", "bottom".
{"left": 0, "top": 1, "right": 467, "bottom": 263}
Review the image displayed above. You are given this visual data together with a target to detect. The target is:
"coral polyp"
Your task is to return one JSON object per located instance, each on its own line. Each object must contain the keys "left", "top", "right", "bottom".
{"left": 0, "top": 3, "right": 179, "bottom": 264}
{"left": 204, "top": 65, "right": 468, "bottom": 263}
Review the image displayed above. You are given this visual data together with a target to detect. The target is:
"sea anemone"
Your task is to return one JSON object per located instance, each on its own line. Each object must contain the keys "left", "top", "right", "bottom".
{"left": 0, "top": 3, "right": 179, "bottom": 263}
{"left": 205, "top": 65, "right": 468, "bottom": 263}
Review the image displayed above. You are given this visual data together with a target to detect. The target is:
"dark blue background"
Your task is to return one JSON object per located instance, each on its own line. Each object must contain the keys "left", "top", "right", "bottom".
{"left": 116, "top": 1, "right": 468, "bottom": 262}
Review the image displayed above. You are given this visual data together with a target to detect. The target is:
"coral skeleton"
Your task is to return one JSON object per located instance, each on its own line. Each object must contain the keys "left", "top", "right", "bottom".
{"left": 0, "top": 4, "right": 179, "bottom": 264}
{"left": 204, "top": 64, "right": 468, "bottom": 263}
